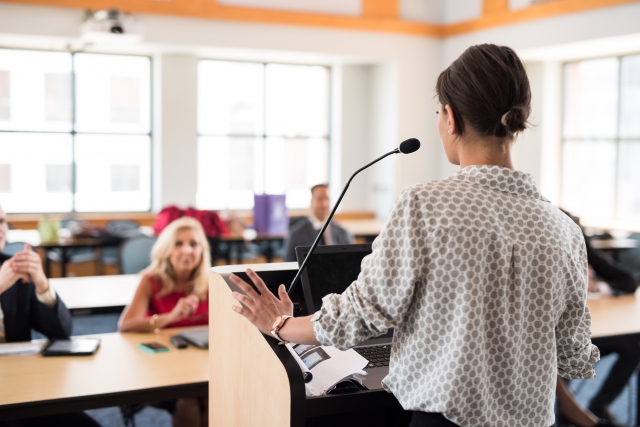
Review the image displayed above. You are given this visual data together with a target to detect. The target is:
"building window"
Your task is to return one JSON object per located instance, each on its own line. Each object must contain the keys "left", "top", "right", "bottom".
{"left": 0, "top": 49, "right": 151, "bottom": 213}
{"left": 562, "top": 54, "right": 640, "bottom": 223}
{"left": 197, "top": 60, "right": 330, "bottom": 210}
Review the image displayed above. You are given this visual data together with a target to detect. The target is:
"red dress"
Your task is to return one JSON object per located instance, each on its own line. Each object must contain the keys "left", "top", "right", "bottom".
{"left": 147, "top": 276, "right": 209, "bottom": 328}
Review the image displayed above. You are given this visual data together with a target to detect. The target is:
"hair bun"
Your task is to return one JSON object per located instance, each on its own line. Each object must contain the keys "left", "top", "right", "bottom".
{"left": 502, "top": 106, "right": 528, "bottom": 134}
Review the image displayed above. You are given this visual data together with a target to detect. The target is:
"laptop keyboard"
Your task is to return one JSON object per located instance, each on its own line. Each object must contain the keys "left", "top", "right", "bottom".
{"left": 354, "top": 345, "right": 391, "bottom": 369}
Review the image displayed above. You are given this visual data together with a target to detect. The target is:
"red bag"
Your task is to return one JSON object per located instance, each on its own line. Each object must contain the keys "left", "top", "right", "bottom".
{"left": 153, "top": 206, "right": 230, "bottom": 238}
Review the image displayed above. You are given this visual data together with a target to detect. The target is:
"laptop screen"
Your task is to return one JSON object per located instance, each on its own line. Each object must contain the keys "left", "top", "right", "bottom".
{"left": 295, "top": 244, "right": 372, "bottom": 314}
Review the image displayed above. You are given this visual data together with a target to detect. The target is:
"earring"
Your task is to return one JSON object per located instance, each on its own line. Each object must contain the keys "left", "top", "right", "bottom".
{"left": 447, "top": 129, "right": 452, "bottom": 135}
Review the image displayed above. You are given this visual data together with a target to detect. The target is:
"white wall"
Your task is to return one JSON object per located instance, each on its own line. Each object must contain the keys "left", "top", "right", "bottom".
{"left": 438, "top": 2, "right": 640, "bottom": 183}
{"left": 158, "top": 54, "right": 198, "bottom": 208}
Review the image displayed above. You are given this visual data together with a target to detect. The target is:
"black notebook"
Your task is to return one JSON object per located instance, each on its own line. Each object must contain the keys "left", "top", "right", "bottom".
{"left": 42, "top": 337, "right": 101, "bottom": 356}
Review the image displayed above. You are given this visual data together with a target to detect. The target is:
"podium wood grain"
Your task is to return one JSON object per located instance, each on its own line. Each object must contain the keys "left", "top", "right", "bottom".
{"left": 0, "top": 328, "right": 208, "bottom": 407}
{"left": 209, "top": 271, "right": 291, "bottom": 427}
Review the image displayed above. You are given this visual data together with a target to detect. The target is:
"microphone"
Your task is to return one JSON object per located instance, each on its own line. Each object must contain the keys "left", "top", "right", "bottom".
{"left": 287, "top": 138, "right": 421, "bottom": 295}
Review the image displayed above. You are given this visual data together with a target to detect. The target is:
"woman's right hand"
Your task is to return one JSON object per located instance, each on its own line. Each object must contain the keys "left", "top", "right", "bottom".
{"left": 169, "top": 295, "right": 200, "bottom": 322}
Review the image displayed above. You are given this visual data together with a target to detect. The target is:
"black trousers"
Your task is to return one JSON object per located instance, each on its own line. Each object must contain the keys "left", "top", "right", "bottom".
{"left": 589, "top": 338, "right": 640, "bottom": 411}
{"left": 409, "top": 412, "right": 460, "bottom": 427}
{"left": 0, "top": 412, "right": 101, "bottom": 427}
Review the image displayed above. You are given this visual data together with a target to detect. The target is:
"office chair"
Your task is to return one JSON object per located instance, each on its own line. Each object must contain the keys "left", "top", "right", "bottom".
{"left": 2, "top": 241, "right": 25, "bottom": 256}
{"left": 119, "top": 235, "right": 157, "bottom": 274}
{"left": 101, "top": 220, "right": 142, "bottom": 272}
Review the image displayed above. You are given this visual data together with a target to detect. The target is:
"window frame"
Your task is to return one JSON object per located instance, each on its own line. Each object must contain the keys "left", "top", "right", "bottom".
{"left": 196, "top": 58, "right": 333, "bottom": 211}
{"left": 561, "top": 52, "right": 640, "bottom": 223}
{"left": 0, "top": 47, "right": 154, "bottom": 214}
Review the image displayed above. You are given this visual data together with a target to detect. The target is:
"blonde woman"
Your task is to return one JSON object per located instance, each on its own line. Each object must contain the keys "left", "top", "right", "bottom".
{"left": 119, "top": 217, "right": 210, "bottom": 427}
{"left": 119, "top": 217, "right": 211, "bottom": 332}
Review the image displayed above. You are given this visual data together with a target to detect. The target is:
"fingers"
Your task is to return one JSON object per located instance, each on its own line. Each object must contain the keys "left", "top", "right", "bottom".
{"left": 232, "top": 291, "right": 257, "bottom": 311}
{"left": 278, "top": 284, "right": 292, "bottom": 304}
{"left": 246, "top": 269, "right": 270, "bottom": 297}
{"left": 231, "top": 303, "right": 255, "bottom": 322}
{"left": 24, "top": 243, "right": 31, "bottom": 252}
{"left": 229, "top": 274, "right": 260, "bottom": 299}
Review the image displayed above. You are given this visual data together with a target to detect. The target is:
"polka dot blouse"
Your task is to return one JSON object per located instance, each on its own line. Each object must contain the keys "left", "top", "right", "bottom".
{"left": 311, "top": 165, "right": 600, "bottom": 427}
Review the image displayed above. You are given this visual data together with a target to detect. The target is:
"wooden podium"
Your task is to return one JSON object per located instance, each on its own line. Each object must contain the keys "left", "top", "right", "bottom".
{"left": 209, "top": 264, "right": 306, "bottom": 427}
{"left": 209, "top": 263, "right": 404, "bottom": 427}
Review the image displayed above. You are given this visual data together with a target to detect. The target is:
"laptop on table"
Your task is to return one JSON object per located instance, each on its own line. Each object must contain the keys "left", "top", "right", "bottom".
{"left": 295, "top": 244, "right": 394, "bottom": 391}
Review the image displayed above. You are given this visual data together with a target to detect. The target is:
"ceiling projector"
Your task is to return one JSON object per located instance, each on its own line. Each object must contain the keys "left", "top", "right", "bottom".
{"left": 80, "top": 9, "right": 143, "bottom": 44}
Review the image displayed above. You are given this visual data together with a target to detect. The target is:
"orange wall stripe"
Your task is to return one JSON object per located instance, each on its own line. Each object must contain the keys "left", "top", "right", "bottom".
{"left": 1, "top": 0, "right": 639, "bottom": 37}
{"left": 362, "top": 0, "right": 399, "bottom": 19}
{"left": 483, "top": 0, "right": 509, "bottom": 16}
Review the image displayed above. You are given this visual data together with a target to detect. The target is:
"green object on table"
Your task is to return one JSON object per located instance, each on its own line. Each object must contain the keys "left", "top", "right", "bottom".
{"left": 38, "top": 217, "right": 60, "bottom": 243}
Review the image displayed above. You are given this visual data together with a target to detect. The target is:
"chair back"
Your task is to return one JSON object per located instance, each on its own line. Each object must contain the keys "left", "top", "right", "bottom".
{"left": 2, "top": 242, "right": 25, "bottom": 256}
{"left": 105, "top": 220, "right": 141, "bottom": 239}
{"left": 119, "top": 236, "right": 157, "bottom": 275}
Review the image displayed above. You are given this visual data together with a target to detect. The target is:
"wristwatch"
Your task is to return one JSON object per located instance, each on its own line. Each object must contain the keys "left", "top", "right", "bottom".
{"left": 270, "top": 315, "right": 293, "bottom": 343}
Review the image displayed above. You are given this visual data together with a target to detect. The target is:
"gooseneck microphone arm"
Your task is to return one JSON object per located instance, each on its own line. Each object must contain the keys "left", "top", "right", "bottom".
{"left": 287, "top": 138, "right": 420, "bottom": 295}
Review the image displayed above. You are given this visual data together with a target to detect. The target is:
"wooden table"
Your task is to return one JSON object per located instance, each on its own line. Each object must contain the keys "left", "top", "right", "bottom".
{"left": 50, "top": 274, "right": 138, "bottom": 314}
{"left": 341, "top": 219, "right": 383, "bottom": 242}
{"left": 587, "top": 289, "right": 640, "bottom": 426}
{"left": 39, "top": 238, "right": 121, "bottom": 278}
{"left": 0, "top": 327, "right": 208, "bottom": 421}
{"left": 219, "top": 233, "right": 287, "bottom": 264}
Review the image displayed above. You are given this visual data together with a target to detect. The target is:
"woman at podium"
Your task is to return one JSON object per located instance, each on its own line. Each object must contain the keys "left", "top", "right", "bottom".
{"left": 231, "top": 44, "right": 599, "bottom": 427}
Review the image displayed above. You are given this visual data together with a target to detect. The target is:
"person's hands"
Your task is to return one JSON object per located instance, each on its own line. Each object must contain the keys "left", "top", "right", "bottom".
{"left": 0, "top": 258, "right": 30, "bottom": 295}
{"left": 12, "top": 244, "right": 49, "bottom": 294}
{"left": 230, "top": 268, "right": 294, "bottom": 336}
{"left": 169, "top": 294, "right": 200, "bottom": 322}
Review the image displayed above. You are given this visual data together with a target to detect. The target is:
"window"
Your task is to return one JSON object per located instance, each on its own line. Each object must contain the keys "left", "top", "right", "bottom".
{"left": 197, "top": 60, "right": 330, "bottom": 210}
{"left": 562, "top": 54, "right": 640, "bottom": 222}
{"left": 0, "top": 49, "right": 151, "bottom": 213}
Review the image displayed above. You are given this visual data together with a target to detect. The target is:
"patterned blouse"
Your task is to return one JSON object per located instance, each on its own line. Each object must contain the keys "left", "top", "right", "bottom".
{"left": 312, "top": 165, "right": 600, "bottom": 427}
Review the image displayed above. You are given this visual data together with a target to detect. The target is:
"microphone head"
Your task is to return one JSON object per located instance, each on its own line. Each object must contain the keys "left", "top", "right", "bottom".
{"left": 399, "top": 138, "right": 420, "bottom": 154}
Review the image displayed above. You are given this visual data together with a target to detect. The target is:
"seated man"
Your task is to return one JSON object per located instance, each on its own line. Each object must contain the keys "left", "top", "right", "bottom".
{"left": 0, "top": 215, "right": 71, "bottom": 343}
{"left": 0, "top": 207, "right": 99, "bottom": 427}
{"left": 284, "top": 184, "right": 354, "bottom": 262}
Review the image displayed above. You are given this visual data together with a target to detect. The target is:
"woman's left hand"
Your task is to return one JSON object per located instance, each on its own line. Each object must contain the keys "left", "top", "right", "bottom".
{"left": 230, "top": 268, "right": 293, "bottom": 336}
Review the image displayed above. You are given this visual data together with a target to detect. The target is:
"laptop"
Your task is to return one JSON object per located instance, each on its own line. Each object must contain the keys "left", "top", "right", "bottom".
{"left": 178, "top": 327, "right": 209, "bottom": 349}
{"left": 295, "top": 244, "right": 394, "bottom": 391}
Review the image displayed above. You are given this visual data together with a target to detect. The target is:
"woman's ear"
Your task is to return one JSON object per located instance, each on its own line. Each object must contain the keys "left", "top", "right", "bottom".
{"left": 444, "top": 104, "right": 458, "bottom": 135}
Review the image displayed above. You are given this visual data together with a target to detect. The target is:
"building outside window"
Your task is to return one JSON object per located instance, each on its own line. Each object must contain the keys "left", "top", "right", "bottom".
{"left": 562, "top": 53, "right": 640, "bottom": 223}
{"left": 0, "top": 49, "right": 152, "bottom": 213}
{"left": 197, "top": 60, "right": 330, "bottom": 210}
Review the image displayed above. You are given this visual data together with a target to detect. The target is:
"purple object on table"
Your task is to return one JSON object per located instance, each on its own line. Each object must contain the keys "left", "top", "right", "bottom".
{"left": 253, "top": 194, "right": 288, "bottom": 234}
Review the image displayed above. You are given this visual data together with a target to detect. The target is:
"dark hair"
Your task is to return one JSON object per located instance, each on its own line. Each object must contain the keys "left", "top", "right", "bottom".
{"left": 311, "top": 184, "right": 328, "bottom": 194}
{"left": 435, "top": 44, "right": 531, "bottom": 139}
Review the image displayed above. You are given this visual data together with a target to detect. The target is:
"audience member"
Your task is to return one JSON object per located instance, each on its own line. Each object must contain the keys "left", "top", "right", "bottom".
{"left": 283, "top": 184, "right": 353, "bottom": 262}
{"left": 119, "top": 216, "right": 210, "bottom": 427}
{"left": 0, "top": 206, "right": 99, "bottom": 427}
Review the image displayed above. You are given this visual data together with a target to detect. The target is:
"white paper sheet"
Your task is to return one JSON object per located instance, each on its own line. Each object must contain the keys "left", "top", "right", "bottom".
{"left": 0, "top": 340, "right": 46, "bottom": 356}
{"left": 287, "top": 343, "right": 369, "bottom": 396}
